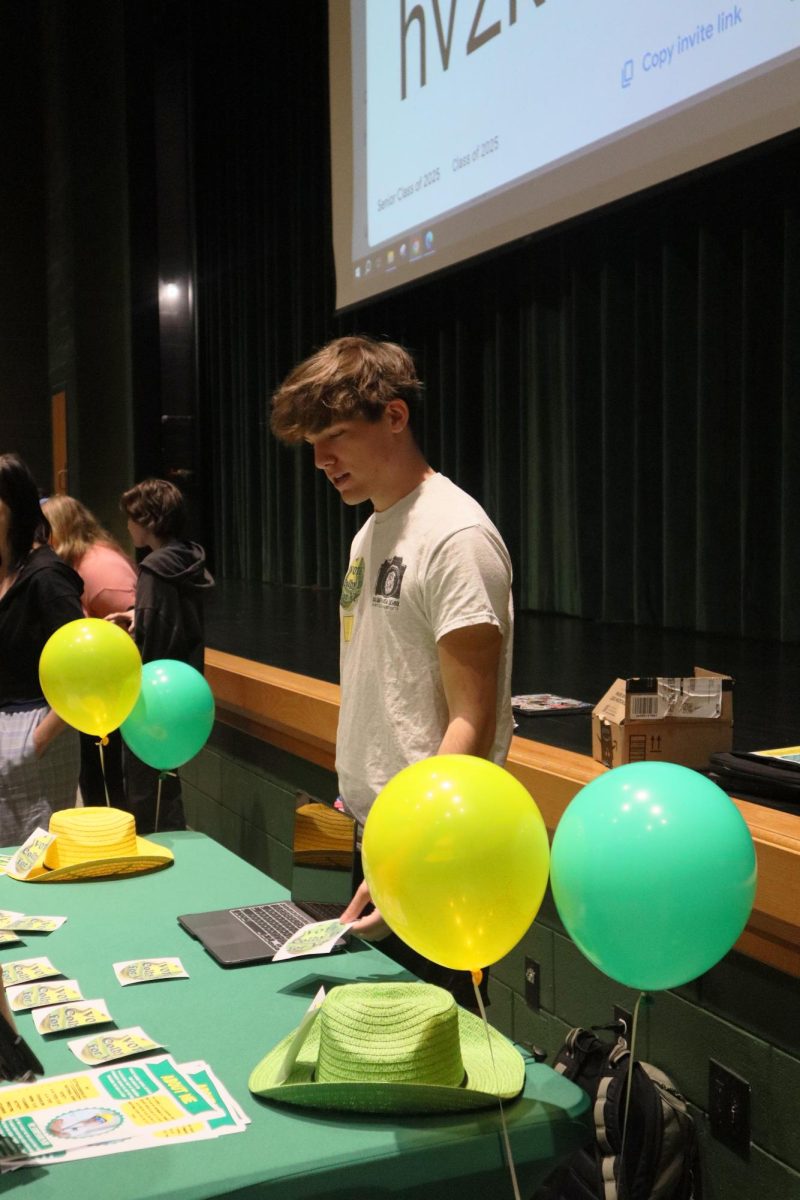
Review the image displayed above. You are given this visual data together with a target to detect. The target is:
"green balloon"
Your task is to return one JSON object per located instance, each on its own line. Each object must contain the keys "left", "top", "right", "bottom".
{"left": 550, "top": 762, "right": 757, "bottom": 990}
{"left": 120, "top": 659, "right": 215, "bottom": 770}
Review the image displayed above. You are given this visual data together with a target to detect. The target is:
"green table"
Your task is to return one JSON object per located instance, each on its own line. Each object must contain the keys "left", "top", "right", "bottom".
{"left": 0, "top": 831, "right": 589, "bottom": 1199}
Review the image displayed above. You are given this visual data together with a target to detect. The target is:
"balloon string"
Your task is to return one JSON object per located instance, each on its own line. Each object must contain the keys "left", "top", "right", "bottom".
{"left": 619, "top": 990, "right": 649, "bottom": 1200}
{"left": 96, "top": 739, "right": 111, "bottom": 808}
{"left": 153, "top": 771, "right": 177, "bottom": 833}
{"left": 471, "top": 971, "right": 521, "bottom": 1200}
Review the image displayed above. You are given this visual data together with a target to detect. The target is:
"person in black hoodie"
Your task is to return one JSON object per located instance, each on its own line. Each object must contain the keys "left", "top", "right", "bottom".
{"left": 0, "top": 454, "right": 84, "bottom": 845}
{"left": 109, "top": 478, "right": 214, "bottom": 833}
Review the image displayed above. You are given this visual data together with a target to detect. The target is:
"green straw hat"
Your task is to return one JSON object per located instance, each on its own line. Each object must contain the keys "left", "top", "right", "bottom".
{"left": 249, "top": 981, "right": 525, "bottom": 1113}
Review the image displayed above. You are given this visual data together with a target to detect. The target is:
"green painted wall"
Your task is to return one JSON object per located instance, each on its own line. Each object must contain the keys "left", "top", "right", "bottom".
{"left": 183, "top": 724, "right": 800, "bottom": 1199}
{"left": 181, "top": 725, "right": 338, "bottom": 891}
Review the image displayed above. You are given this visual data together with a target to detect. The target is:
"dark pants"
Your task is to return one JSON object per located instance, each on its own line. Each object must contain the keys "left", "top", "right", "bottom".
{"left": 122, "top": 747, "right": 186, "bottom": 834}
{"left": 379, "top": 933, "right": 491, "bottom": 1011}
{"left": 351, "top": 855, "right": 490, "bottom": 1010}
{"left": 79, "top": 731, "right": 127, "bottom": 808}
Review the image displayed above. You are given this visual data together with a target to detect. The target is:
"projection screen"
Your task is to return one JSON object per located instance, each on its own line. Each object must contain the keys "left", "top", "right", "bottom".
{"left": 329, "top": 0, "right": 800, "bottom": 312}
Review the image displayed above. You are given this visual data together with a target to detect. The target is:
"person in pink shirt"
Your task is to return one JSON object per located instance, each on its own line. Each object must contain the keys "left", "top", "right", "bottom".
{"left": 43, "top": 495, "right": 136, "bottom": 806}
{"left": 43, "top": 495, "right": 136, "bottom": 618}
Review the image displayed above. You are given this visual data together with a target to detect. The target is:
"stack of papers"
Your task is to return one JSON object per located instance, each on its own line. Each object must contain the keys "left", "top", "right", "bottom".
{"left": 0, "top": 1055, "right": 249, "bottom": 1170}
{"left": 512, "top": 693, "right": 592, "bottom": 716}
{"left": 0, "top": 908, "right": 67, "bottom": 948}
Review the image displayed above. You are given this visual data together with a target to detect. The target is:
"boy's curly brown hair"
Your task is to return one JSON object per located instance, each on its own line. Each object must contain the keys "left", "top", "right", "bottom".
{"left": 270, "top": 335, "right": 422, "bottom": 443}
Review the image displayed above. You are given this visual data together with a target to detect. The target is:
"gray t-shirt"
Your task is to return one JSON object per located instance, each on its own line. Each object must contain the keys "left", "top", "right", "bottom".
{"left": 336, "top": 473, "right": 514, "bottom": 828}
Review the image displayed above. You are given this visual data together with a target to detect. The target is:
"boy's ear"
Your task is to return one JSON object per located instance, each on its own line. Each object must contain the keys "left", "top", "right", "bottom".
{"left": 385, "top": 399, "right": 410, "bottom": 432}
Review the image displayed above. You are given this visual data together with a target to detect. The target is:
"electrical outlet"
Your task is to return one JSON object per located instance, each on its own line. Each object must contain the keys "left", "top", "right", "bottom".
{"left": 709, "top": 1060, "right": 751, "bottom": 1157}
{"left": 524, "top": 957, "right": 540, "bottom": 1010}
{"left": 613, "top": 1005, "right": 633, "bottom": 1041}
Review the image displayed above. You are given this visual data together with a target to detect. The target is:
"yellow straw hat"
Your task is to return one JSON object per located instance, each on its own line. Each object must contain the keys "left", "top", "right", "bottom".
{"left": 10, "top": 807, "right": 173, "bottom": 883}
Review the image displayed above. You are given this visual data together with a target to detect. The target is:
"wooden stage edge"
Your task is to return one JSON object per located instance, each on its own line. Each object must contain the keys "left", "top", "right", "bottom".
{"left": 205, "top": 648, "right": 800, "bottom": 979}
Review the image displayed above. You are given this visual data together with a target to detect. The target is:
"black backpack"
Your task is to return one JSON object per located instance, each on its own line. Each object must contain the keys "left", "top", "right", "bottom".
{"left": 535, "top": 1027, "right": 703, "bottom": 1200}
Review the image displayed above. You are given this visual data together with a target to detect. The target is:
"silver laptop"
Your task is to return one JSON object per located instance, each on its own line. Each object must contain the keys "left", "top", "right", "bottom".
{"left": 178, "top": 798, "right": 358, "bottom": 966}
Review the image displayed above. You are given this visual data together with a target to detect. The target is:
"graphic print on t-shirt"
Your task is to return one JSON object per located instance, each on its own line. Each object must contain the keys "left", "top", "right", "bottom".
{"left": 340, "top": 557, "right": 365, "bottom": 609}
{"left": 373, "top": 556, "right": 406, "bottom": 610}
{"left": 340, "top": 556, "right": 365, "bottom": 643}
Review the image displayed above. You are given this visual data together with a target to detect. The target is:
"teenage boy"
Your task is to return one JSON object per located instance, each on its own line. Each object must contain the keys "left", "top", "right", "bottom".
{"left": 109, "top": 479, "right": 214, "bottom": 832}
{"left": 271, "top": 336, "right": 513, "bottom": 1004}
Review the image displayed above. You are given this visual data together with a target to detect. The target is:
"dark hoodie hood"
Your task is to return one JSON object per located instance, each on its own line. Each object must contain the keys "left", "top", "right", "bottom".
{"left": 139, "top": 540, "right": 214, "bottom": 593}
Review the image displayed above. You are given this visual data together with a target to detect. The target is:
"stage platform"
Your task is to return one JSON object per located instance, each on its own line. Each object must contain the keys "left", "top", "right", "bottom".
{"left": 205, "top": 579, "right": 800, "bottom": 758}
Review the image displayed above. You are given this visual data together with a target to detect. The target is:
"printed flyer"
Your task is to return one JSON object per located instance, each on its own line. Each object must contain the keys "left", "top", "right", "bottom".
{"left": 0, "top": 915, "right": 67, "bottom": 934}
{"left": 0, "top": 1056, "right": 249, "bottom": 1169}
{"left": 33, "top": 999, "right": 113, "bottom": 1036}
{"left": 6, "top": 830, "right": 55, "bottom": 880}
{"left": 7, "top": 980, "right": 82, "bottom": 1013}
{"left": 2, "top": 958, "right": 62, "bottom": 988}
{"left": 271, "top": 919, "right": 352, "bottom": 962}
{"left": 113, "top": 958, "right": 189, "bottom": 985}
{"left": 67, "top": 1027, "right": 162, "bottom": 1067}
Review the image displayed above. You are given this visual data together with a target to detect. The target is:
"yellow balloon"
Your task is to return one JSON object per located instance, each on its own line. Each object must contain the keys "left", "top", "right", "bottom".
{"left": 362, "top": 754, "right": 550, "bottom": 971}
{"left": 39, "top": 619, "right": 143, "bottom": 737}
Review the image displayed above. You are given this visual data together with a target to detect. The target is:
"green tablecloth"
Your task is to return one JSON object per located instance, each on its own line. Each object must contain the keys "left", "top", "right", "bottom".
{"left": 0, "top": 831, "right": 589, "bottom": 1199}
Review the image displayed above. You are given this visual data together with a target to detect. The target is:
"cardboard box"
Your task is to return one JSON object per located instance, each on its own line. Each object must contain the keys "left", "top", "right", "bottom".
{"left": 592, "top": 667, "right": 733, "bottom": 770}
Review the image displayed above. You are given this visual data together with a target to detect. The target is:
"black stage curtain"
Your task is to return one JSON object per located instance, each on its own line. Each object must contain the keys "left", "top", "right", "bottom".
{"left": 190, "top": 2, "right": 800, "bottom": 642}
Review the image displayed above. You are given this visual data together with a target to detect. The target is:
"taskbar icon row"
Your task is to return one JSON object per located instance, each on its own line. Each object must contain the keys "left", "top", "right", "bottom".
{"left": 354, "top": 229, "right": 435, "bottom": 282}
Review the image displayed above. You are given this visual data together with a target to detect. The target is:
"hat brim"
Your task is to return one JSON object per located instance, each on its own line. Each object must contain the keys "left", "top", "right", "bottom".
{"left": 11, "top": 835, "right": 174, "bottom": 883}
{"left": 249, "top": 1004, "right": 524, "bottom": 1113}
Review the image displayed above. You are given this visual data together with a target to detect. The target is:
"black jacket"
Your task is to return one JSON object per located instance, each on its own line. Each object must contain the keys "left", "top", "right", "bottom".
{"left": 0, "top": 546, "right": 84, "bottom": 705}
{"left": 135, "top": 540, "right": 214, "bottom": 672}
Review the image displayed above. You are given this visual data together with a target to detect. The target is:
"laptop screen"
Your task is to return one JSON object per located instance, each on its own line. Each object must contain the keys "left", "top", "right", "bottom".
{"left": 290, "top": 801, "right": 357, "bottom": 907}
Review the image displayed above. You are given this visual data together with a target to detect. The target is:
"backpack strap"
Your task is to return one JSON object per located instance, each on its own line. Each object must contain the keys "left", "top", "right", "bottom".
{"left": 594, "top": 1040, "right": 629, "bottom": 1151}
{"left": 594, "top": 1042, "right": 630, "bottom": 1200}
{"left": 600, "top": 1151, "right": 619, "bottom": 1200}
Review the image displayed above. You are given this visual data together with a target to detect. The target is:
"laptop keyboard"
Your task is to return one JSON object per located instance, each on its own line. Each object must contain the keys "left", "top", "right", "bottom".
{"left": 231, "top": 903, "right": 305, "bottom": 948}
{"left": 301, "top": 901, "right": 346, "bottom": 923}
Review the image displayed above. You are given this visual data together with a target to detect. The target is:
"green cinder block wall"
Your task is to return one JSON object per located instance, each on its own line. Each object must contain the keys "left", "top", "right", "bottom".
{"left": 181, "top": 724, "right": 339, "bottom": 889}
{"left": 182, "top": 724, "right": 800, "bottom": 1200}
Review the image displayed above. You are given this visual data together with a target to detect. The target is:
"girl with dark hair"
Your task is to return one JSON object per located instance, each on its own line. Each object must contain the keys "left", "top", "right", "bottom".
{"left": 0, "top": 455, "right": 84, "bottom": 844}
